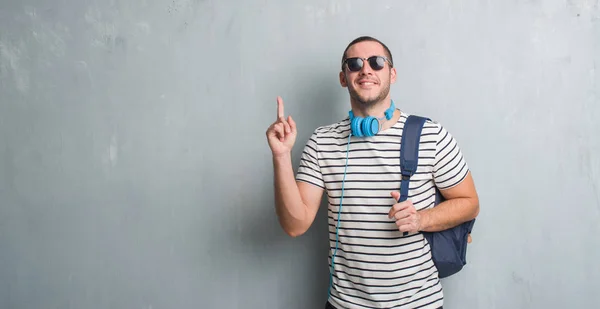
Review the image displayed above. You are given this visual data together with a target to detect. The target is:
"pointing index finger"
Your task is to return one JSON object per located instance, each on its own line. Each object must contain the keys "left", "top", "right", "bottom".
{"left": 277, "top": 96, "right": 284, "bottom": 119}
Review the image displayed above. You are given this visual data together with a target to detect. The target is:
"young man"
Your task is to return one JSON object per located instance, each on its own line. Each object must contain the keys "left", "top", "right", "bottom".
{"left": 266, "top": 36, "right": 479, "bottom": 309}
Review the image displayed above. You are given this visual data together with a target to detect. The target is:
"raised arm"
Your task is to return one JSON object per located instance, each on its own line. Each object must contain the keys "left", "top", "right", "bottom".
{"left": 266, "top": 97, "right": 324, "bottom": 237}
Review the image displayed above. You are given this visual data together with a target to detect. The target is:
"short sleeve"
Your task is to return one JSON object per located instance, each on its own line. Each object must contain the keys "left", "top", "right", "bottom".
{"left": 433, "top": 123, "right": 470, "bottom": 190}
{"left": 295, "top": 130, "right": 325, "bottom": 189}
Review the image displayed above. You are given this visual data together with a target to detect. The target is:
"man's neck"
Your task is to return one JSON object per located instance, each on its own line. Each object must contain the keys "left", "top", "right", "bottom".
{"left": 350, "top": 98, "right": 401, "bottom": 131}
{"left": 351, "top": 98, "right": 392, "bottom": 118}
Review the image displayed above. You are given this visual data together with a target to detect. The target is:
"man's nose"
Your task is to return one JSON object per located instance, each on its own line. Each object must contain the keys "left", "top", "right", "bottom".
{"left": 359, "top": 60, "right": 373, "bottom": 75}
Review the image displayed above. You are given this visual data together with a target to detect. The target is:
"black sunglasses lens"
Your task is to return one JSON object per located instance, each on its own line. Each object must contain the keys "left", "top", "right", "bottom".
{"left": 346, "top": 58, "right": 363, "bottom": 71}
{"left": 346, "top": 57, "right": 386, "bottom": 71}
{"left": 368, "top": 56, "right": 386, "bottom": 70}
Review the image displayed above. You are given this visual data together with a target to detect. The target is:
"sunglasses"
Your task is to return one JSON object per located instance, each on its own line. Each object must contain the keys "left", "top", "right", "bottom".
{"left": 343, "top": 56, "right": 392, "bottom": 72}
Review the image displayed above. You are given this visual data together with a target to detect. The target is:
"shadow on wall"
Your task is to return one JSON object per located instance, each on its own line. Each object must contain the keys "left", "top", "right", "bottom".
{"left": 231, "top": 68, "right": 344, "bottom": 306}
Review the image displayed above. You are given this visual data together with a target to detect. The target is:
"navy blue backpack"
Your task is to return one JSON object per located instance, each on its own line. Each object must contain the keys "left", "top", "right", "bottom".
{"left": 398, "top": 115, "right": 476, "bottom": 278}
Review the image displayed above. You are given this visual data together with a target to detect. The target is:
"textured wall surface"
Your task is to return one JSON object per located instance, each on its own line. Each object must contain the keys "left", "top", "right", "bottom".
{"left": 1, "top": 1, "right": 599, "bottom": 308}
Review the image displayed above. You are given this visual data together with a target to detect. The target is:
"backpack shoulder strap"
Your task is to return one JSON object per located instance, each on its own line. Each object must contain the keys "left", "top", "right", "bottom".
{"left": 399, "top": 115, "right": 430, "bottom": 203}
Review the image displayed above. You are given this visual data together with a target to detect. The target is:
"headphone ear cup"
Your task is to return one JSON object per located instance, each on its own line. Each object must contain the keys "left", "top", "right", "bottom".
{"left": 351, "top": 116, "right": 363, "bottom": 137}
{"left": 362, "top": 117, "right": 379, "bottom": 136}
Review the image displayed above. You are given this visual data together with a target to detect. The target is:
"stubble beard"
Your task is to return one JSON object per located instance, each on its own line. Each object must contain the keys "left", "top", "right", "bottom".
{"left": 349, "top": 82, "right": 391, "bottom": 109}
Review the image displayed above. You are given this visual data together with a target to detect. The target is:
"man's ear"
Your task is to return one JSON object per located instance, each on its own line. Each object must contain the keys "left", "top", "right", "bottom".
{"left": 390, "top": 67, "right": 397, "bottom": 84}
{"left": 339, "top": 71, "right": 347, "bottom": 88}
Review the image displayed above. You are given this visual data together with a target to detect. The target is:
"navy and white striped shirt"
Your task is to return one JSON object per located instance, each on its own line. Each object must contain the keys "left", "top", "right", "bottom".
{"left": 296, "top": 111, "right": 469, "bottom": 309}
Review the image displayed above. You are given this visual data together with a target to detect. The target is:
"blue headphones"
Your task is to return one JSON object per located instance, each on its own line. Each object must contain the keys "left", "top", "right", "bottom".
{"left": 348, "top": 100, "right": 396, "bottom": 137}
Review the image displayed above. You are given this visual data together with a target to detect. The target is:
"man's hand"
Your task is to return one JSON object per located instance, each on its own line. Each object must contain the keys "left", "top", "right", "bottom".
{"left": 388, "top": 191, "right": 423, "bottom": 234}
{"left": 389, "top": 191, "right": 474, "bottom": 243}
{"left": 266, "top": 96, "right": 297, "bottom": 158}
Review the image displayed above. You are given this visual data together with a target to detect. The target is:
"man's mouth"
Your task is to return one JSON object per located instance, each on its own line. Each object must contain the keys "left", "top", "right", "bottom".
{"left": 358, "top": 80, "right": 378, "bottom": 87}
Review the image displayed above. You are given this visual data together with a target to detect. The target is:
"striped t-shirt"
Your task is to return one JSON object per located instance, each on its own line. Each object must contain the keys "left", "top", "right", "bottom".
{"left": 296, "top": 110, "right": 470, "bottom": 309}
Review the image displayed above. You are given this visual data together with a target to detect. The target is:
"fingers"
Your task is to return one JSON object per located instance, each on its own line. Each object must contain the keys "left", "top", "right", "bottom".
{"left": 276, "top": 97, "right": 291, "bottom": 134}
{"left": 282, "top": 119, "right": 291, "bottom": 134}
{"left": 397, "top": 223, "right": 418, "bottom": 234}
{"left": 389, "top": 191, "right": 419, "bottom": 234}
{"left": 277, "top": 96, "right": 284, "bottom": 120}
{"left": 394, "top": 208, "right": 416, "bottom": 220}
{"left": 269, "top": 122, "right": 295, "bottom": 143}
{"left": 288, "top": 115, "right": 297, "bottom": 133}
{"left": 395, "top": 214, "right": 419, "bottom": 233}
{"left": 267, "top": 96, "right": 296, "bottom": 145}
{"left": 273, "top": 123, "right": 285, "bottom": 142}
{"left": 388, "top": 192, "right": 413, "bottom": 219}
{"left": 395, "top": 217, "right": 414, "bottom": 228}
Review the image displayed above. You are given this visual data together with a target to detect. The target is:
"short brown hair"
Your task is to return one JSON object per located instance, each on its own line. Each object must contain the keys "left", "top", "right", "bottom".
{"left": 341, "top": 36, "right": 394, "bottom": 68}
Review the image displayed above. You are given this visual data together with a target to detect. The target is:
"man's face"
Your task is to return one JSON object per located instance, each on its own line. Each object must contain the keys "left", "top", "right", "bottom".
{"left": 339, "top": 41, "right": 396, "bottom": 107}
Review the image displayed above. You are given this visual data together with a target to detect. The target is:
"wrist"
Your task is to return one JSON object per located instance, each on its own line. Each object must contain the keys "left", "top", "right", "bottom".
{"left": 272, "top": 152, "right": 292, "bottom": 166}
{"left": 418, "top": 209, "right": 432, "bottom": 232}
{"left": 273, "top": 152, "right": 292, "bottom": 161}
